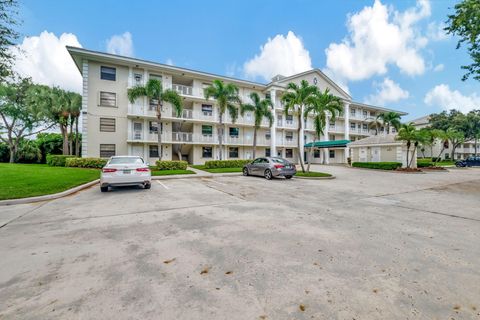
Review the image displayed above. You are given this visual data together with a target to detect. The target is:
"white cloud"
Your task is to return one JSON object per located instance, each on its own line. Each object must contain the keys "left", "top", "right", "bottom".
{"left": 427, "top": 22, "right": 449, "bottom": 41}
{"left": 165, "top": 58, "right": 174, "bottom": 66}
{"left": 11, "top": 31, "right": 82, "bottom": 93}
{"left": 324, "top": 0, "right": 431, "bottom": 83}
{"left": 424, "top": 84, "right": 480, "bottom": 113}
{"left": 243, "top": 31, "right": 312, "bottom": 82}
{"left": 433, "top": 63, "right": 444, "bottom": 72}
{"left": 365, "top": 77, "right": 409, "bottom": 105}
{"left": 106, "top": 32, "right": 133, "bottom": 56}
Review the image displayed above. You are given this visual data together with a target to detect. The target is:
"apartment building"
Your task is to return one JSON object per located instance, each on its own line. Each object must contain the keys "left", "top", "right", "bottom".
{"left": 411, "top": 115, "right": 480, "bottom": 160}
{"left": 68, "top": 47, "right": 406, "bottom": 165}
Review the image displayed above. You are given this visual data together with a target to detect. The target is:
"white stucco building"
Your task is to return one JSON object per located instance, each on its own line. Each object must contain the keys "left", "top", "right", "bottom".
{"left": 68, "top": 46, "right": 406, "bottom": 165}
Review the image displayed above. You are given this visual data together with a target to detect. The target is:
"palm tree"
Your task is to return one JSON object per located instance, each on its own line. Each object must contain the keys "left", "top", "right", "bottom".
{"left": 303, "top": 88, "right": 343, "bottom": 172}
{"left": 377, "top": 112, "right": 402, "bottom": 134}
{"left": 396, "top": 123, "right": 425, "bottom": 168}
{"left": 240, "top": 92, "right": 273, "bottom": 159}
{"left": 367, "top": 118, "right": 383, "bottom": 135}
{"left": 128, "top": 79, "right": 182, "bottom": 160}
{"left": 204, "top": 80, "right": 241, "bottom": 160}
{"left": 66, "top": 91, "right": 81, "bottom": 156}
{"left": 281, "top": 80, "right": 319, "bottom": 172}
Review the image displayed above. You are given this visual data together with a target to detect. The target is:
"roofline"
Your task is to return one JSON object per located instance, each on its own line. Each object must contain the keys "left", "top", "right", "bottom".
{"left": 350, "top": 101, "right": 408, "bottom": 116}
{"left": 348, "top": 142, "right": 403, "bottom": 147}
{"left": 66, "top": 46, "right": 267, "bottom": 89}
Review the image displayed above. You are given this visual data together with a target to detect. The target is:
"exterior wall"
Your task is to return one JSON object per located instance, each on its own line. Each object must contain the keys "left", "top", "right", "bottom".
{"left": 350, "top": 144, "right": 403, "bottom": 163}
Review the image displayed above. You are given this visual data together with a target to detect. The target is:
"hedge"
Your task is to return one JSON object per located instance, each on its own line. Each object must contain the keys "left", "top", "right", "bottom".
{"left": 155, "top": 160, "right": 188, "bottom": 170}
{"left": 352, "top": 162, "right": 401, "bottom": 170}
{"left": 46, "top": 155, "right": 76, "bottom": 166}
{"left": 417, "top": 161, "right": 434, "bottom": 168}
{"left": 65, "top": 157, "right": 107, "bottom": 168}
{"left": 204, "top": 159, "right": 251, "bottom": 169}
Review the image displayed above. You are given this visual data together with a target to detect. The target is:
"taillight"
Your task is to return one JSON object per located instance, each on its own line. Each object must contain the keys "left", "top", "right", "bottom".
{"left": 136, "top": 167, "right": 150, "bottom": 172}
{"left": 274, "top": 164, "right": 284, "bottom": 169}
{"left": 102, "top": 168, "right": 117, "bottom": 173}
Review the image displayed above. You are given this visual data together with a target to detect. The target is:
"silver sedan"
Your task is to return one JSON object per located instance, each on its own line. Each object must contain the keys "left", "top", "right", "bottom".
{"left": 243, "top": 157, "right": 297, "bottom": 180}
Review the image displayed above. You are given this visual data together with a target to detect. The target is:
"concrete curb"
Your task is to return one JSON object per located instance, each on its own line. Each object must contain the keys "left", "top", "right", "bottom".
{"left": 294, "top": 175, "right": 336, "bottom": 180}
{"left": 0, "top": 179, "right": 100, "bottom": 206}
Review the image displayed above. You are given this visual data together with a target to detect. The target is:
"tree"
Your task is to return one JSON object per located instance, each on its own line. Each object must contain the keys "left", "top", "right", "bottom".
{"left": 446, "top": 128, "right": 465, "bottom": 160}
{"left": 396, "top": 123, "right": 425, "bottom": 169}
{"left": 0, "top": 0, "right": 21, "bottom": 83}
{"left": 445, "top": 0, "right": 480, "bottom": 81}
{"left": 240, "top": 92, "right": 273, "bottom": 159}
{"left": 466, "top": 110, "right": 480, "bottom": 155}
{"left": 376, "top": 112, "right": 401, "bottom": 134}
{"left": 66, "top": 91, "right": 81, "bottom": 156}
{"left": 429, "top": 129, "right": 449, "bottom": 166}
{"left": 128, "top": 79, "right": 182, "bottom": 160}
{"left": 368, "top": 117, "right": 383, "bottom": 135}
{"left": 204, "top": 80, "right": 241, "bottom": 160}
{"left": 36, "top": 132, "right": 63, "bottom": 163}
{"left": 281, "top": 80, "right": 319, "bottom": 172}
{"left": 0, "top": 79, "right": 53, "bottom": 162}
{"left": 303, "top": 88, "right": 343, "bottom": 172}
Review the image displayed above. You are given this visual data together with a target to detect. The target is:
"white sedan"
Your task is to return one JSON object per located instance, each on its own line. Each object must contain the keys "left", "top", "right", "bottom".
{"left": 100, "top": 156, "right": 151, "bottom": 192}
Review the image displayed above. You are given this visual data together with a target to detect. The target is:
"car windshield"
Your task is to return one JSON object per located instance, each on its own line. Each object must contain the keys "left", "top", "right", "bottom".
{"left": 271, "top": 158, "right": 288, "bottom": 164}
{"left": 109, "top": 157, "right": 144, "bottom": 165}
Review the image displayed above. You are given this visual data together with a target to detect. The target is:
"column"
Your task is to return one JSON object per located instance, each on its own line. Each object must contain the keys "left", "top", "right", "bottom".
{"left": 344, "top": 101, "right": 350, "bottom": 164}
{"left": 323, "top": 114, "right": 330, "bottom": 164}
{"left": 269, "top": 89, "right": 277, "bottom": 156}
{"left": 299, "top": 107, "right": 305, "bottom": 164}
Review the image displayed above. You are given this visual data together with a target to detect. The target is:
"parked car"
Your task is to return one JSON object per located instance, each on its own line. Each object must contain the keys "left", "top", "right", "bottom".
{"left": 100, "top": 156, "right": 151, "bottom": 192}
{"left": 455, "top": 156, "right": 480, "bottom": 167}
{"left": 243, "top": 157, "right": 297, "bottom": 180}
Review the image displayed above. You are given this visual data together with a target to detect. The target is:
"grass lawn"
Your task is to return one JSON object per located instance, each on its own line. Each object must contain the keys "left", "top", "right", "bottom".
{"left": 151, "top": 169, "right": 195, "bottom": 176}
{"left": 295, "top": 171, "right": 332, "bottom": 178}
{"left": 0, "top": 163, "right": 100, "bottom": 200}
{"left": 191, "top": 165, "right": 243, "bottom": 173}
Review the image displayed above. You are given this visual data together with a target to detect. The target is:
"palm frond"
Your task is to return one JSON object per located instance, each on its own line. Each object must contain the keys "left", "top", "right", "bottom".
{"left": 162, "top": 89, "right": 183, "bottom": 117}
{"left": 227, "top": 103, "right": 238, "bottom": 123}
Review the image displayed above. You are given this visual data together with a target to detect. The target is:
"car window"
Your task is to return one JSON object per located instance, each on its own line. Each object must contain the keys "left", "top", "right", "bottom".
{"left": 271, "top": 158, "right": 287, "bottom": 164}
{"left": 259, "top": 158, "right": 268, "bottom": 163}
{"left": 109, "top": 157, "right": 144, "bottom": 165}
{"left": 252, "top": 158, "right": 262, "bottom": 164}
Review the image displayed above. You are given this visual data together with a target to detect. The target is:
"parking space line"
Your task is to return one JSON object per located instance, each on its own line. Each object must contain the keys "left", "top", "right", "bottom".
{"left": 156, "top": 180, "right": 170, "bottom": 189}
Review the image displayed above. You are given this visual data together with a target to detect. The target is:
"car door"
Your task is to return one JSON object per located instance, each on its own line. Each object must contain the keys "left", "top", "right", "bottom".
{"left": 257, "top": 158, "right": 269, "bottom": 175}
{"left": 250, "top": 158, "right": 262, "bottom": 175}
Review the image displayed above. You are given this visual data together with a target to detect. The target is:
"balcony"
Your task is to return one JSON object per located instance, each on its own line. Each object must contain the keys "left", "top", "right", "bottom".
{"left": 172, "top": 109, "right": 193, "bottom": 119}
{"left": 172, "top": 131, "right": 193, "bottom": 142}
{"left": 168, "top": 83, "right": 204, "bottom": 98}
{"left": 284, "top": 120, "right": 297, "bottom": 128}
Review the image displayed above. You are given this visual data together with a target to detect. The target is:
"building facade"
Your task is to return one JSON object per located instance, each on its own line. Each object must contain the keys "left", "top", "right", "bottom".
{"left": 411, "top": 115, "right": 480, "bottom": 160}
{"left": 68, "top": 47, "right": 406, "bottom": 165}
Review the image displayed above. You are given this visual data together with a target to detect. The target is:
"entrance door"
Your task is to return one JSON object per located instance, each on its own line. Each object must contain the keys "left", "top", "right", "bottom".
{"left": 133, "top": 122, "right": 143, "bottom": 140}
{"left": 371, "top": 147, "right": 380, "bottom": 162}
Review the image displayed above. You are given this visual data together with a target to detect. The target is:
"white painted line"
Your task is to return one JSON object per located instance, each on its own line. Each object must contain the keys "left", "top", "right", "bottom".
{"left": 156, "top": 180, "right": 170, "bottom": 189}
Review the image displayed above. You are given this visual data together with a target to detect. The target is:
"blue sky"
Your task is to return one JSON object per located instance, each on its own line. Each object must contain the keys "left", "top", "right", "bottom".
{"left": 15, "top": 0, "right": 480, "bottom": 120}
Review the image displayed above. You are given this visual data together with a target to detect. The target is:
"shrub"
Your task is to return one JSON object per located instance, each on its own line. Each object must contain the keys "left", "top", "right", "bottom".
{"left": 204, "top": 159, "right": 251, "bottom": 169}
{"left": 352, "top": 162, "right": 401, "bottom": 170}
{"left": 417, "top": 161, "right": 434, "bottom": 167}
{"left": 155, "top": 160, "right": 188, "bottom": 170}
{"left": 65, "top": 157, "right": 107, "bottom": 168}
{"left": 46, "top": 154, "right": 76, "bottom": 166}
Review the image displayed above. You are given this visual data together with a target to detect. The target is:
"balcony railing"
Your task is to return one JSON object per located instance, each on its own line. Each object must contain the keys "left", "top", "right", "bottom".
{"left": 172, "top": 84, "right": 193, "bottom": 96}
{"left": 172, "top": 132, "right": 193, "bottom": 142}
{"left": 172, "top": 109, "right": 193, "bottom": 119}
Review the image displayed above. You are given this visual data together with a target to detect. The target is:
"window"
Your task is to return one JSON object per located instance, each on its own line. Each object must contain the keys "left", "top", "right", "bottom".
{"left": 150, "top": 74, "right": 162, "bottom": 81}
{"left": 100, "top": 66, "right": 116, "bottom": 81}
{"left": 149, "top": 99, "right": 158, "bottom": 111}
{"left": 265, "top": 131, "right": 271, "bottom": 140}
{"left": 362, "top": 124, "right": 368, "bottom": 130}
{"left": 149, "top": 145, "right": 159, "bottom": 158}
{"left": 329, "top": 150, "right": 335, "bottom": 158}
{"left": 286, "top": 114, "right": 293, "bottom": 122}
{"left": 285, "top": 148, "right": 293, "bottom": 158}
{"left": 202, "top": 125, "right": 213, "bottom": 136}
{"left": 286, "top": 131, "right": 293, "bottom": 141}
{"left": 265, "top": 93, "right": 271, "bottom": 100}
{"left": 100, "top": 92, "right": 116, "bottom": 107}
{"left": 229, "top": 147, "right": 239, "bottom": 158}
{"left": 149, "top": 121, "right": 162, "bottom": 134}
{"left": 329, "top": 121, "right": 335, "bottom": 126}
{"left": 314, "top": 149, "right": 320, "bottom": 158}
{"left": 99, "top": 118, "right": 115, "bottom": 132}
{"left": 330, "top": 135, "right": 336, "bottom": 141}
{"left": 266, "top": 148, "right": 271, "bottom": 157}
{"left": 134, "top": 73, "right": 143, "bottom": 86}
{"left": 350, "top": 108, "right": 356, "bottom": 115}
{"left": 109, "top": 157, "right": 143, "bottom": 165}
{"left": 202, "top": 104, "right": 213, "bottom": 116}
{"left": 202, "top": 147, "right": 212, "bottom": 158}
{"left": 100, "top": 144, "right": 115, "bottom": 158}
{"left": 229, "top": 127, "right": 239, "bottom": 137}
{"left": 363, "top": 110, "right": 368, "bottom": 117}
{"left": 350, "top": 122, "right": 356, "bottom": 129}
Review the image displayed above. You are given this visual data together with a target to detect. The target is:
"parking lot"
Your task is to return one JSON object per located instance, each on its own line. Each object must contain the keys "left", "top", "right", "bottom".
{"left": 1, "top": 165, "right": 479, "bottom": 319}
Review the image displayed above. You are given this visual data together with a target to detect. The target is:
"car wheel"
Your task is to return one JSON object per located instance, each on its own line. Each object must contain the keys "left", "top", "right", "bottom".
{"left": 144, "top": 183, "right": 151, "bottom": 189}
{"left": 285, "top": 175, "right": 292, "bottom": 179}
{"left": 100, "top": 186, "right": 108, "bottom": 192}
{"left": 243, "top": 168, "right": 249, "bottom": 176}
{"left": 264, "top": 169, "right": 272, "bottom": 180}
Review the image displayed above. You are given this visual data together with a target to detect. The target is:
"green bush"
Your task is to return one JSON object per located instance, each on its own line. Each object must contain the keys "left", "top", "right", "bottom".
{"left": 417, "top": 161, "right": 434, "bottom": 167}
{"left": 204, "top": 159, "right": 251, "bottom": 169}
{"left": 352, "top": 162, "right": 401, "bottom": 170}
{"left": 155, "top": 160, "right": 188, "bottom": 170}
{"left": 65, "top": 157, "right": 107, "bottom": 168}
{"left": 46, "top": 155, "right": 76, "bottom": 166}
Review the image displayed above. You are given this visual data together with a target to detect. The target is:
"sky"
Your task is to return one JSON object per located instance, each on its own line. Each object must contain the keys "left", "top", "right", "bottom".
{"left": 12, "top": 0, "right": 480, "bottom": 121}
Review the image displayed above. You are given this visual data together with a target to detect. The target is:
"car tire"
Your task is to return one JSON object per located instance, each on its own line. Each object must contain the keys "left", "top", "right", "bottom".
{"left": 144, "top": 183, "right": 151, "bottom": 189}
{"left": 243, "top": 168, "right": 249, "bottom": 176}
{"left": 264, "top": 169, "right": 272, "bottom": 180}
{"left": 100, "top": 186, "right": 108, "bottom": 192}
{"left": 285, "top": 175, "right": 292, "bottom": 179}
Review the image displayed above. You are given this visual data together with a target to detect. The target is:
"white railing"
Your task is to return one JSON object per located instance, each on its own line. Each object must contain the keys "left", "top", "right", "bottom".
{"left": 172, "top": 84, "right": 193, "bottom": 96}
{"left": 284, "top": 139, "right": 296, "bottom": 146}
{"left": 285, "top": 120, "right": 297, "bottom": 128}
{"left": 133, "top": 130, "right": 142, "bottom": 140}
{"left": 198, "top": 134, "right": 218, "bottom": 143}
{"left": 172, "top": 132, "right": 193, "bottom": 142}
{"left": 171, "top": 109, "right": 193, "bottom": 119}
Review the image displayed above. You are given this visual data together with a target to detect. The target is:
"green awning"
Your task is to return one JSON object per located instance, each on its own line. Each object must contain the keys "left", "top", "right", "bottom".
{"left": 304, "top": 139, "right": 350, "bottom": 148}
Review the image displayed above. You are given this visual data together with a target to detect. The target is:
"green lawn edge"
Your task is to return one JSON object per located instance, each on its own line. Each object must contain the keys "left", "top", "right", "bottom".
{"left": 295, "top": 171, "right": 332, "bottom": 177}
{"left": 151, "top": 169, "right": 195, "bottom": 176}
{"left": 191, "top": 165, "right": 242, "bottom": 173}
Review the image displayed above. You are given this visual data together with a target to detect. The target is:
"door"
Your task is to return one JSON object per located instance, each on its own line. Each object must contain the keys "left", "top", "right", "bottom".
{"left": 359, "top": 148, "right": 367, "bottom": 162}
{"left": 132, "top": 145, "right": 144, "bottom": 158}
{"left": 133, "top": 122, "right": 143, "bottom": 140}
{"left": 371, "top": 147, "right": 380, "bottom": 162}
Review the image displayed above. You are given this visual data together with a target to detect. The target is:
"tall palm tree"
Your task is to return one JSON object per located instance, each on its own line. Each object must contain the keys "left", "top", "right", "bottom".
{"left": 240, "top": 92, "right": 273, "bottom": 159}
{"left": 396, "top": 123, "right": 424, "bottom": 168}
{"left": 281, "top": 80, "right": 319, "bottom": 172}
{"left": 66, "top": 91, "right": 81, "bottom": 156}
{"left": 303, "top": 88, "right": 343, "bottom": 172}
{"left": 204, "top": 80, "right": 241, "bottom": 160}
{"left": 367, "top": 117, "right": 382, "bottom": 135}
{"left": 128, "top": 79, "right": 182, "bottom": 160}
{"left": 377, "top": 112, "right": 402, "bottom": 134}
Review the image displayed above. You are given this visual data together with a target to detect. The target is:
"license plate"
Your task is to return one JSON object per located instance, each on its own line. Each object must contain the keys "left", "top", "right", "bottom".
{"left": 123, "top": 170, "right": 131, "bottom": 174}
{"left": 285, "top": 165, "right": 291, "bottom": 169}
